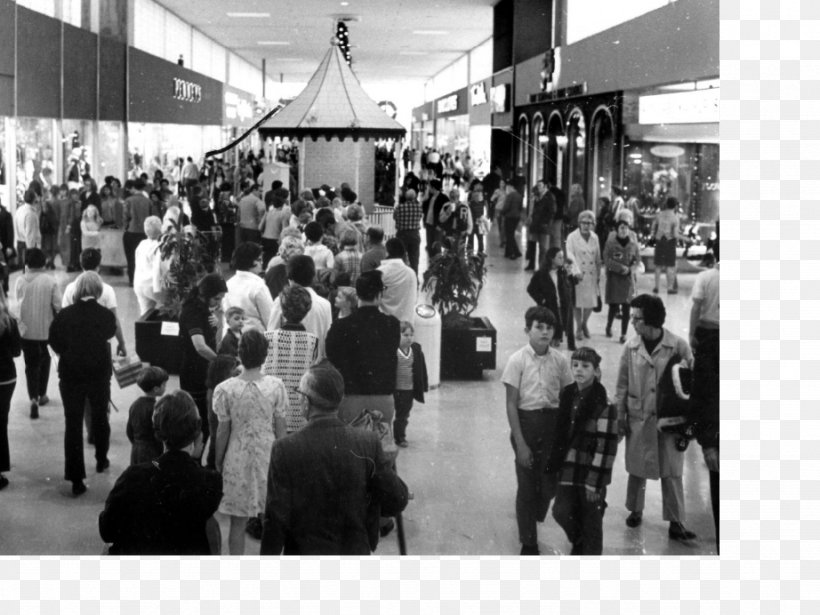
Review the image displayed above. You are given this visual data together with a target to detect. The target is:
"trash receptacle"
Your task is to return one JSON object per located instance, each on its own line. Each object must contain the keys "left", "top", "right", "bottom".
{"left": 413, "top": 303, "right": 441, "bottom": 389}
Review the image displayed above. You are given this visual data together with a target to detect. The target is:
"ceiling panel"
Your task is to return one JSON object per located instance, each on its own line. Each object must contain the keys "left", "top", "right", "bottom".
{"left": 154, "top": 0, "right": 495, "bottom": 87}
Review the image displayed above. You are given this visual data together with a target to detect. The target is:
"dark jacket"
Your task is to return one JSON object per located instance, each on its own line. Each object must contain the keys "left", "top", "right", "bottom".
{"left": 99, "top": 450, "right": 223, "bottom": 555}
{"left": 0, "top": 318, "right": 22, "bottom": 382}
{"left": 526, "top": 267, "right": 574, "bottom": 339}
{"left": 260, "top": 415, "right": 408, "bottom": 555}
{"left": 48, "top": 299, "right": 117, "bottom": 382}
{"left": 326, "top": 305, "right": 400, "bottom": 396}
{"left": 422, "top": 192, "right": 449, "bottom": 229}
{"left": 409, "top": 342, "right": 429, "bottom": 404}
{"left": 530, "top": 192, "right": 556, "bottom": 233}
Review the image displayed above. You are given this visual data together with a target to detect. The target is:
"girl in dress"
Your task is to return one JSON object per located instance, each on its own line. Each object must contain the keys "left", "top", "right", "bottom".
{"left": 214, "top": 329, "right": 288, "bottom": 555}
{"left": 80, "top": 204, "right": 103, "bottom": 251}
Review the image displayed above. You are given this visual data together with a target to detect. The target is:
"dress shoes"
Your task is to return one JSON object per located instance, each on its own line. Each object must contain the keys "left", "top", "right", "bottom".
{"left": 668, "top": 522, "right": 697, "bottom": 541}
{"left": 72, "top": 481, "right": 87, "bottom": 496}
{"left": 38, "top": 395, "right": 49, "bottom": 406}
{"left": 96, "top": 459, "right": 110, "bottom": 473}
{"left": 30, "top": 402, "right": 39, "bottom": 420}
{"left": 626, "top": 511, "right": 643, "bottom": 528}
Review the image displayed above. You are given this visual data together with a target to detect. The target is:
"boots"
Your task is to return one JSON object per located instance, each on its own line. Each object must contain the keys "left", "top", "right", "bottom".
{"left": 525, "top": 240, "right": 536, "bottom": 271}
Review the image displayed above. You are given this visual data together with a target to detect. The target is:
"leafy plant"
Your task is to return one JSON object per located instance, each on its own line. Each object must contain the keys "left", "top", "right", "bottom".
{"left": 421, "top": 244, "right": 487, "bottom": 326}
{"left": 156, "top": 228, "right": 220, "bottom": 320}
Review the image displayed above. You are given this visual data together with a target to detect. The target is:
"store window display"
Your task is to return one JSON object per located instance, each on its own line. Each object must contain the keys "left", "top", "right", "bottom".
{"left": 15, "top": 118, "right": 55, "bottom": 205}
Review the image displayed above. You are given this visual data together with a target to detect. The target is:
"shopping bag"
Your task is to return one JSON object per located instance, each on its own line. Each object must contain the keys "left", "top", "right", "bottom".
{"left": 348, "top": 408, "right": 399, "bottom": 462}
{"left": 113, "top": 355, "right": 145, "bottom": 389}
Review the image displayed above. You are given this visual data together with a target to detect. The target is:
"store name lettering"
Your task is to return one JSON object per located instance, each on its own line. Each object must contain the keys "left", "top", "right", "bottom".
{"left": 471, "top": 83, "right": 487, "bottom": 106}
{"left": 437, "top": 95, "right": 458, "bottom": 114}
{"left": 173, "top": 78, "right": 202, "bottom": 103}
{"left": 225, "top": 91, "right": 253, "bottom": 121}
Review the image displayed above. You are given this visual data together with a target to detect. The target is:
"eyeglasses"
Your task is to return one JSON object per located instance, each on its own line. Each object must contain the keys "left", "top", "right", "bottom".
{"left": 579, "top": 221, "right": 594, "bottom": 226}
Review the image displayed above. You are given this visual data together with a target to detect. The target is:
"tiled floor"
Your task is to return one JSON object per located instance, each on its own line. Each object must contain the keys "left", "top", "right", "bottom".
{"left": 0, "top": 228, "right": 717, "bottom": 555}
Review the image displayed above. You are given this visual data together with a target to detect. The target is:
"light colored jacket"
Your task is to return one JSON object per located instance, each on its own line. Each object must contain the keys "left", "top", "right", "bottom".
{"left": 614, "top": 329, "right": 692, "bottom": 479}
{"left": 15, "top": 203, "right": 41, "bottom": 248}
{"left": 565, "top": 229, "right": 601, "bottom": 309}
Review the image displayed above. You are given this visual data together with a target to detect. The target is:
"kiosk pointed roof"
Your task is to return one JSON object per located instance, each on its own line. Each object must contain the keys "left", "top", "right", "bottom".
{"left": 258, "top": 42, "right": 406, "bottom": 141}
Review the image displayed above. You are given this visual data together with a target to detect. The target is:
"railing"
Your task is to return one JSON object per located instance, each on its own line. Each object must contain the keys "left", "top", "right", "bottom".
{"left": 367, "top": 205, "right": 396, "bottom": 239}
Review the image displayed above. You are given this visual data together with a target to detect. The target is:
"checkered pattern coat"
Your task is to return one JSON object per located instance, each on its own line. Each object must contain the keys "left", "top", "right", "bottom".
{"left": 556, "top": 382, "right": 620, "bottom": 494}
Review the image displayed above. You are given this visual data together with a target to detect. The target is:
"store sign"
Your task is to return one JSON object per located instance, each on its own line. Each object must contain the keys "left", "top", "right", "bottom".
{"left": 173, "top": 78, "right": 202, "bottom": 103}
{"left": 471, "top": 83, "right": 487, "bottom": 106}
{"left": 529, "top": 82, "right": 586, "bottom": 104}
{"left": 224, "top": 91, "right": 254, "bottom": 122}
{"left": 491, "top": 85, "right": 509, "bottom": 113}
{"left": 437, "top": 94, "right": 458, "bottom": 114}
{"left": 639, "top": 88, "right": 719, "bottom": 125}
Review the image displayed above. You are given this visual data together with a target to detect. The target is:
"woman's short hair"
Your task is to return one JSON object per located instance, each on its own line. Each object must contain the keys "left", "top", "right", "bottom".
{"left": 578, "top": 210, "right": 596, "bottom": 225}
{"left": 304, "top": 221, "right": 324, "bottom": 243}
{"left": 238, "top": 329, "right": 269, "bottom": 369}
{"left": 336, "top": 286, "right": 357, "bottom": 311}
{"left": 630, "top": 293, "right": 666, "bottom": 328}
{"left": 153, "top": 390, "right": 201, "bottom": 450}
{"left": 542, "top": 246, "right": 562, "bottom": 268}
{"left": 346, "top": 205, "right": 364, "bottom": 222}
{"left": 278, "top": 235, "right": 305, "bottom": 262}
{"left": 340, "top": 229, "right": 359, "bottom": 248}
{"left": 73, "top": 271, "right": 104, "bottom": 301}
{"left": 280, "top": 285, "right": 312, "bottom": 324}
{"left": 25, "top": 248, "right": 46, "bottom": 269}
{"left": 232, "top": 242, "right": 263, "bottom": 271}
{"left": 286, "top": 255, "right": 316, "bottom": 287}
{"left": 143, "top": 215, "right": 162, "bottom": 237}
{"left": 198, "top": 273, "right": 228, "bottom": 302}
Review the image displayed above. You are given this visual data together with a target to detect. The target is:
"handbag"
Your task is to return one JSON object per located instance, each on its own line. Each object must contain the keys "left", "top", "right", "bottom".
{"left": 113, "top": 355, "right": 145, "bottom": 389}
{"left": 348, "top": 408, "right": 399, "bottom": 462}
{"left": 593, "top": 294, "right": 602, "bottom": 313}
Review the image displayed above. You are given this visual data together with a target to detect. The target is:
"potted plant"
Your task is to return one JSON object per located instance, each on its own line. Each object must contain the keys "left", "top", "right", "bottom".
{"left": 134, "top": 227, "right": 220, "bottom": 373}
{"left": 421, "top": 241, "right": 496, "bottom": 379}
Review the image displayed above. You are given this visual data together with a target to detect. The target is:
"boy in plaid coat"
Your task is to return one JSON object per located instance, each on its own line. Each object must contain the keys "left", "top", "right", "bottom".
{"left": 550, "top": 347, "right": 620, "bottom": 555}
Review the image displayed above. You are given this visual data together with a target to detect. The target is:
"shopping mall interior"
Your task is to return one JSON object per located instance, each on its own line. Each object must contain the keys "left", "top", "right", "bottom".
{"left": 0, "top": 0, "right": 718, "bottom": 557}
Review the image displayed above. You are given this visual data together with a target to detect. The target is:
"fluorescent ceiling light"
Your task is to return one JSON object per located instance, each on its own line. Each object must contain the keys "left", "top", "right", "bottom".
{"left": 412, "top": 30, "right": 448, "bottom": 35}
{"left": 257, "top": 41, "right": 291, "bottom": 46}
{"left": 227, "top": 12, "right": 270, "bottom": 18}
{"left": 341, "top": 2, "right": 350, "bottom": 5}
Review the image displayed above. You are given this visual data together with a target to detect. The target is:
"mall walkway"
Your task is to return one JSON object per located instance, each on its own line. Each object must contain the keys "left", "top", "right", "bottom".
{"left": 0, "top": 230, "right": 717, "bottom": 556}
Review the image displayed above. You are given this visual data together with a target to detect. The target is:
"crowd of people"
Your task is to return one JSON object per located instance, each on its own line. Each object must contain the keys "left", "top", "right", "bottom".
{"left": 0, "top": 154, "right": 718, "bottom": 556}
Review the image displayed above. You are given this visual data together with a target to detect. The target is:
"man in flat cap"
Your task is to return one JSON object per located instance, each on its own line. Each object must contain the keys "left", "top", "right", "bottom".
{"left": 260, "top": 359, "right": 408, "bottom": 555}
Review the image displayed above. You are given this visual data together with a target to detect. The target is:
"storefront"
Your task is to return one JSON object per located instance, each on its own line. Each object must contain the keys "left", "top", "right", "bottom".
{"left": 222, "top": 85, "right": 260, "bottom": 165}
{"left": 434, "top": 87, "right": 469, "bottom": 157}
{"left": 410, "top": 101, "right": 434, "bottom": 155}
{"left": 127, "top": 48, "right": 224, "bottom": 183}
{"left": 468, "top": 78, "right": 492, "bottom": 179}
{"left": 622, "top": 86, "right": 720, "bottom": 234}
{"left": 489, "top": 68, "right": 514, "bottom": 178}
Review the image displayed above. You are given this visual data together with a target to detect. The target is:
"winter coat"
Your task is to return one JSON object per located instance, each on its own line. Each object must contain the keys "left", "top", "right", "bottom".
{"left": 603, "top": 234, "right": 640, "bottom": 305}
{"left": 565, "top": 229, "right": 601, "bottom": 309}
{"left": 614, "top": 329, "right": 693, "bottom": 479}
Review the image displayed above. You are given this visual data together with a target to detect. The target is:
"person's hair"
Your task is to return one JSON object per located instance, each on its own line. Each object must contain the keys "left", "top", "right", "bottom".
{"left": 242, "top": 181, "right": 257, "bottom": 196}
{"left": 24, "top": 189, "right": 38, "bottom": 205}
{"left": 385, "top": 237, "right": 406, "bottom": 259}
{"left": 615, "top": 219, "right": 631, "bottom": 231}
{"left": 629, "top": 293, "right": 666, "bottom": 328}
{"left": 429, "top": 179, "right": 442, "bottom": 191}
{"left": 543, "top": 246, "right": 563, "bottom": 270}
{"left": 341, "top": 187, "right": 358, "bottom": 204}
{"left": 153, "top": 390, "right": 201, "bottom": 450}
{"left": 277, "top": 235, "right": 305, "bottom": 262}
{"left": 346, "top": 205, "right": 363, "bottom": 222}
{"left": 664, "top": 196, "right": 679, "bottom": 211}
{"left": 80, "top": 248, "right": 102, "bottom": 271}
{"left": 400, "top": 321, "right": 414, "bottom": 334}
{"left": 197, "top": 273, "right": 228, "bottom": 302}
{"left": 143, "top": 215, "right": 162, "bottom": 237}
{"left": 25, "top": 248, "right": 46, "bottom": 269}
{"left": 271, "top": 180, "right": 283, "bottom": 191}
{"left": 133, "top": 178, "right": 146, "bottom": 191}
{"left": 571, "top": 346, "right": 602, "bottom": 369}
{"left": 366, "top": 226, "right": 384, "bottom": 245}
{"left": 232, "top": 242, "right": 263, "bottom": 271}
{"left": 207, "top": 354, "right": 239, "bottom": 390}
{"left": 225, "top": 306, "right": 245, "bottom": 321}
{"left": 577, "top": 210, "right": 596, "bottom": 225}
{"left": 570, "top": 183, "right": 583, "bottom": 198}
{"left": 149, "top": 190, "right": 162, "bottom": 202}
{"left": 340, "top": 229, "right": 359, "bottom": 248}
{"left": 280, "top": 284, "right": 312, "bottom": 324}
{"left": 0, "top": 287, "right": 11, "bottom": 336}
{"left": 238, "top": 329, "right": 268, "bottom": 369}
{"left": 524, "top": 305, "right": 557, "bottom": 329}
{"left": 315, "top": 208, "right": 336, "bottom": 230}
{"left": 287, "top": 254, "right": 316, "bottom": 287}
{"left": 99, "top": 184, "right": 112, "bottom": 198}
{"left": 300, "top": 189, "right": 315, "bottom": 202}
{"left": 356, "top": 270, "right": 385, "bottom": 302}
{"left": 335, "top": 286, "right": 357, "bottom": 312}
{"left": 48, "top": 184, "right": 60, "bottom": 197}
{"left": 73, "top": 270, "right": 104, "bottom": 300}
{"left": 299, "top": 358, "right": 345, "bottom": 411}
{"left": 304, "top": 221, "right": 323, "bottom": 243}
{"left": 137, "top": 366, "right": 169, "bottom": 393}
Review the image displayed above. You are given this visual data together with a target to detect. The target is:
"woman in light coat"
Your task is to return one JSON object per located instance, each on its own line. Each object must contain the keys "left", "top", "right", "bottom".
{"left": 565, "top": 210, "right": 601, "bottom": 341}
{"left": 614, "top": 293, "right": 696, "bottom": 541}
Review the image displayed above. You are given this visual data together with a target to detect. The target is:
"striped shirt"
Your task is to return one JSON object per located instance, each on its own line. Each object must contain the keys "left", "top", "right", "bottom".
{"left": 15, "top": 271, "right": 61, "bottom": 340}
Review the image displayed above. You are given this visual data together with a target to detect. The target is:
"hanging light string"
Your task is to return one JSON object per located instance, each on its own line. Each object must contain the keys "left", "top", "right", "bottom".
{"left": 336, "top": 22, "right": 352, "bottom": 66}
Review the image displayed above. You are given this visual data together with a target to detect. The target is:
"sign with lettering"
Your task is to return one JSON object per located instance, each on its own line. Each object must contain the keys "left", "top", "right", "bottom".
{"left": 173, "top": 77, "right": 202, "bottom": 103}
{"left": 437, "top": 94, "right": 458, "bottom": 114}
{"left": 224, "top": 90, "right": 254, "bottom": 123}
{"left": 470, "top": 82, "right": 487, "bottom": 106}
{"left": 639, "top": 88, "right": 719, "bottom": 125}
{"left": 491, "top": 84, "right": 509, "bottom": 113}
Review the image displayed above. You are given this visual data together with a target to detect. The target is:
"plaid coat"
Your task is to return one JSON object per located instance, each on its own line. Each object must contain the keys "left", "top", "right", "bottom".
{"left": 554, "top": 381, "right": 620, "bottom": 494}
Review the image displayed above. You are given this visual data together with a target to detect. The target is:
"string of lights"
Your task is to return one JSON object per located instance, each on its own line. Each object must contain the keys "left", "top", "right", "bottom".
{"left": 336, "top": 21, "right": 352, "bottom": 66}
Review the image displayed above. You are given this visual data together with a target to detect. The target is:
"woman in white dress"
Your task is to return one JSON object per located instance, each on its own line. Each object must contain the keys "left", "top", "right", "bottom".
{"left": 132, "top": 216, "right": 162, "bottom": 316}
{"left": 80, "top": 204, "right": 103, "bottom": 251}
{"left": 565, "top": 210, "right": 602, "bottom": 341}
{"left": 214, "top": 329, "right": 288, "bottom": 555}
